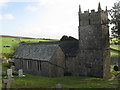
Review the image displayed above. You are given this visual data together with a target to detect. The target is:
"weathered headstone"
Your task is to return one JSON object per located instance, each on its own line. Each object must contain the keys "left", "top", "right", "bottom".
{"left": 3, "top": 69, "right": 14, "bottom": 88}
{"left": 18, "top": 69, "right": 25, "bottom": 77}
{"left": 55, "top": 83, "right": 62, "bottom": 89}
{"left": 0, "top": 58, "right": 2, "bottom": 63}
{"left": 3, "top": 76, "right": 14, "bottom": 88}
{"left": 11, "top": 66, "right": 15, "bottom": 73}
{"left": 7, "top": 69, "right": 13, "bottom": 77}
{"left": 4, "top": 57, "right": 6, "bottom": 60}
{"left": 8, "top": 58, "right": 11, "bottom": 61}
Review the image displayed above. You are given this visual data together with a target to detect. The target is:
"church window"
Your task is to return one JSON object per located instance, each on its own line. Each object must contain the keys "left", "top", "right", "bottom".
{"left": 37, "top": 61, "right": 41, "bottom": 72}
{"left": 27, "top": 60, "right": 32, "bottom": 70}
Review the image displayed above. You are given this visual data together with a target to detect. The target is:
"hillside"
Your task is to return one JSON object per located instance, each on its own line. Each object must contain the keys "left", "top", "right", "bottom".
{"left": 0, "top": 35, "right": 58, "bottom": 54}
{"left": 0, "top": 35, "right": 34, "bottom": 39}
{"left": 0, "top": 35, "right": 120, "bottom": 58}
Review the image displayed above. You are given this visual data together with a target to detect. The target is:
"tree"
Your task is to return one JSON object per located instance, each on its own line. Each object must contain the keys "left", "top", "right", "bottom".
{"left": 109, "top": 1, "right": 120, "bottom": 44}
{"left": 60, "top": 35, "right": 69, "bottom": 41}
{"left": 60, "top": 35, "right": 77, "bottom": 41}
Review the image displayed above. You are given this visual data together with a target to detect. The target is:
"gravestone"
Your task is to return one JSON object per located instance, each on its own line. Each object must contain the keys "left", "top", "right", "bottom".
{"left": 55, "top": 83, "right": 62, "bottom": 89}
{"left": 3, "top": 75, "right": 14, "bottom": 88}
{"left": 11, "top": 66, "right": 15, "bottom": 73}
{"left": 18, "top": 69, "right": 25, "bottom": 77}
{"left": 4, "top": 57, "right": 6, "bottom": 60}
{"left": 0, "top": 58, "right": 2, "bottom": 63}
{"left": 3, "top": 69, "right": 14, "bottom": 88}
{"left": 8, "top": 58, "right": 11, "bottom": 61}
{"left": 7, "top": 69, "right": 13, "bottom": 77}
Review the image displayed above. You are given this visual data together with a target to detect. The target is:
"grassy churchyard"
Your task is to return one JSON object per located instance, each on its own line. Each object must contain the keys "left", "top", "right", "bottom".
{"left": 1, "top": 37, "right": 120, "bottom": 88}
{"left": 1, "top": 62, "right": 120, "bottom": 88}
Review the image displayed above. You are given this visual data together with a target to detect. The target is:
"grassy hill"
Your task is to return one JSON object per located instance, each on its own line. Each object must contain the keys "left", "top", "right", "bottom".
{"left": 0, "top": 35, "right": 58, "bottom": 59}
{"left": 0, "top": 35, "right": 120, "bottom": 57}
{"left": 0, "top": 37, "right": 53, "bottom": 53}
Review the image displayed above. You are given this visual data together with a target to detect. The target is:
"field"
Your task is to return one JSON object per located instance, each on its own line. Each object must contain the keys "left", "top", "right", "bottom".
{"left": 1, "top": 37, "right": 120, "bottom": 58}
{"left": 0, "top": 37, "right": 57, "bottom": 54}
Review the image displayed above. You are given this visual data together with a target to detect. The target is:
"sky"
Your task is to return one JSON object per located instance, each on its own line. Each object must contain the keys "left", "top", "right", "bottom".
{"left": 0, "top": 0, "right": 118, "bottom": 39}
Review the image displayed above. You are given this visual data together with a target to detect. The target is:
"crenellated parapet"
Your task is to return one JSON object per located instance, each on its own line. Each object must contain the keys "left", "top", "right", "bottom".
{"left": 79, "top": 3, "right": 108, "bottom": 26}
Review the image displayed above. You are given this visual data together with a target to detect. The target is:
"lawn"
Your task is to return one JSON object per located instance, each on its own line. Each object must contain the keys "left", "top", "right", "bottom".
{"left": 10, "top": 74, "right": 119, "bottom": 88}
{"left": 1, "top": 62, "right": 120, "bottom": 88}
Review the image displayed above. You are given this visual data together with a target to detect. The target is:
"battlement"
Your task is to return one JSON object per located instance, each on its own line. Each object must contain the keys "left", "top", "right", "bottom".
{"left": 79, "top": 3, "right": 108, "bottom": 26}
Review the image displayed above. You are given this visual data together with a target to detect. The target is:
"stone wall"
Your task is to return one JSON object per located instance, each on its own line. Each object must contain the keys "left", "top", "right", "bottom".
{"left": 14, "top": 47, "right": 65, "bottom": 77}
{"left": 50, "top": 47, "right": 65, "bottom": 77}
{"left": 65, "top": 56, "right": 79, "bottom": 76}
{"left": 14, "top": 58, "right": 49, "bottom": 77}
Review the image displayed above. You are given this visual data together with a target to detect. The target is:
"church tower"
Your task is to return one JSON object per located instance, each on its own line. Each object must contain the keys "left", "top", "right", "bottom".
{"left": 78, "top": 3, "right": 110, "bottom": 78}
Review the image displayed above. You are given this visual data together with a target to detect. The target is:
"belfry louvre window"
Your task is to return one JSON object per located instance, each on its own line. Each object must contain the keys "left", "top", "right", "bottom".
{"left": 37, "top": 61, "right": 41, "bottom": 72}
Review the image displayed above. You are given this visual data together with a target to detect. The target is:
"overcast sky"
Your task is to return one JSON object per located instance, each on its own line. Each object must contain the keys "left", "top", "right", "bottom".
{"left": 0, "top": 0, "right": 117, "bottom": 39}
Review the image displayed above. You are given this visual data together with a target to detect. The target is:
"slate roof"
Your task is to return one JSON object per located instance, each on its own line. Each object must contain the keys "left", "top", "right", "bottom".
{"left": 59, "top": 41, "right": 79, "bottom": 57}
{"left": 14, "top": 40, "right": 79, "bottom": 61}
{"left": 14, "top": 43, "right": 59, "bottom": 61}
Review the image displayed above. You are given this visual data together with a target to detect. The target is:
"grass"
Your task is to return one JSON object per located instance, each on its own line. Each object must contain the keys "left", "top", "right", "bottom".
{"left": 110, "top": 37, "right": 119, "bottom": 44}
{"left": 110, "top": 45, "right": 120, "bottom": 57}
{"left": 110, "top": 45, "right": 120, "bottom": 50}
{"left": 1, "top": 37, "right": 120, "bottom": 57}
{"left": 1, "top": 62, "right": 120, "bottom": 88}
{"left": 110, "top": 51, "right": 120, "bottom": 57}
{"left": 10, "top": 73, "right": 119, "bottom": 88}
{"left": 0, "top": 37, "right": 58, "bottom": 54}
{"left": 111, "top": 66, "right": 120, "bottom": 78}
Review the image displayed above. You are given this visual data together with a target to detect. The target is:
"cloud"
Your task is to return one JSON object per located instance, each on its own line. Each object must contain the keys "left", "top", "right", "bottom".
{"left": 25, "top": 5, "right": 38, "bottom": 12}
{"left": 19, "top": 0, "right": 117, "bottom": 39}
{"left": 20, "top": 0, "right": 80, "bottom": 39}
{"left": 0, "top": 14, "right": 14, "bottom": 20}
{"left": 0, "top": 15, "right": 2, "bottom": 20}
{"left": 0, "top": 0, "right": 9, "bottom": 7}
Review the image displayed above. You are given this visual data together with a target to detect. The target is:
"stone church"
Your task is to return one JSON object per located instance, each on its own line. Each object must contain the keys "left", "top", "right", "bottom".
{"left": 14, "top": 3, "right": 110, "bottom": 78}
